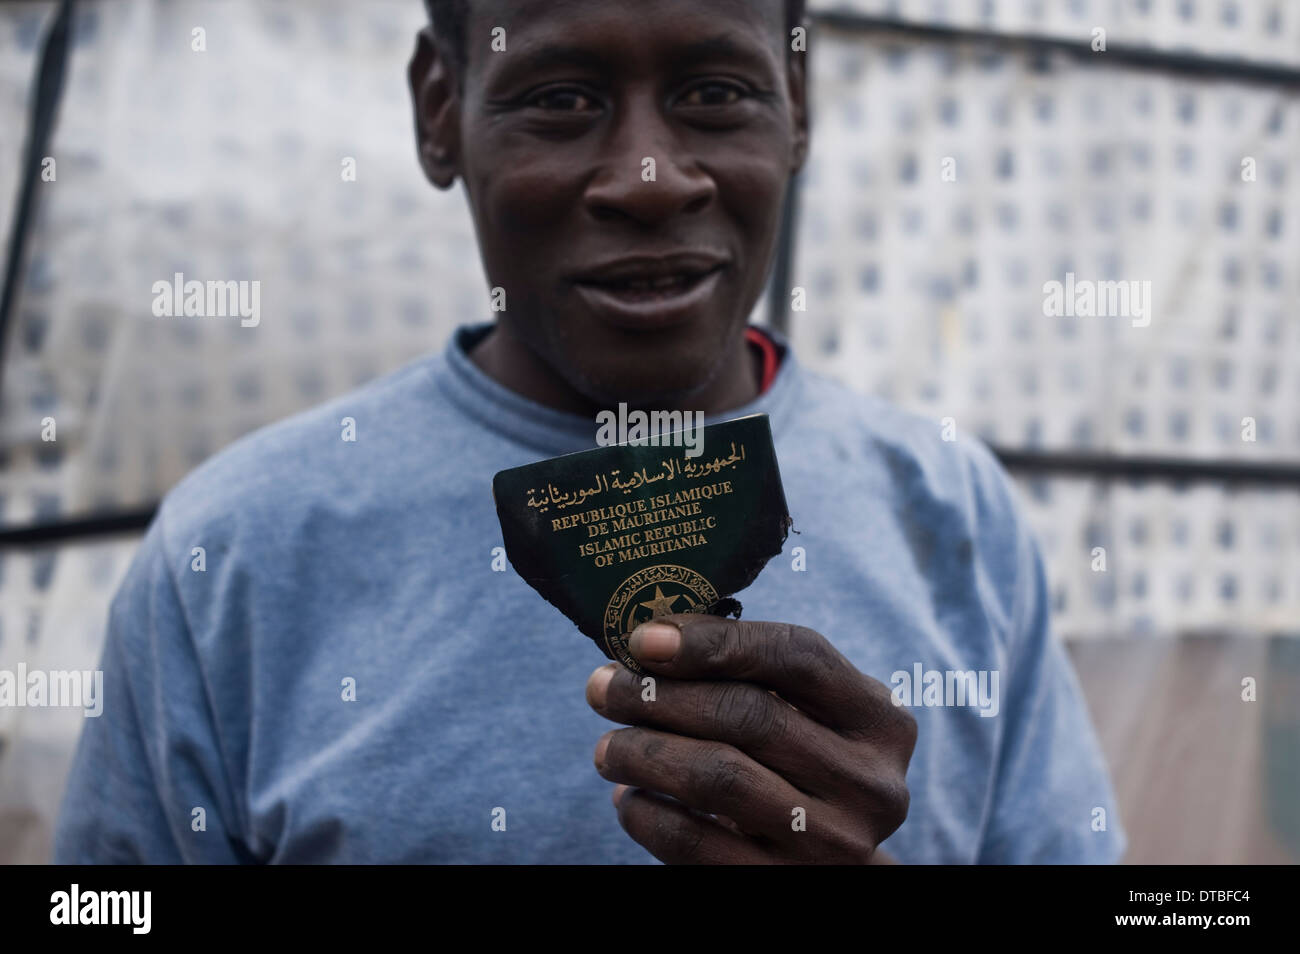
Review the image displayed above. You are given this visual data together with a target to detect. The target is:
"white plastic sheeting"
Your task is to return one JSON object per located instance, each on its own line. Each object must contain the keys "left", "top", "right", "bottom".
{"left": 791, "top": 24, "right": 1300, "bottom": 637}
{"left": 1, "top": 0, "right": 478, "bottom": 863}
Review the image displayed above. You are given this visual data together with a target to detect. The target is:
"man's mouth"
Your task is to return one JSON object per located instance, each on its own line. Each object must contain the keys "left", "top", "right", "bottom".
{"left": 576, "top": 266, "right": 722, "bottom": 301}
{"left": 567, "top": 253, "right": 728, "bottom": 330}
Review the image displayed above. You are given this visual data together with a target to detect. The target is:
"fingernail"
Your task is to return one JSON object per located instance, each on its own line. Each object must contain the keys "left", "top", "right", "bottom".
{"left": 630, "top": 622, "right": 681, "bottom": 662}
{"left": 594, "top": 732, "right": 612, "bottom": 770}
{"left": 586, "top": 665, "right": 615, "bottom": 709}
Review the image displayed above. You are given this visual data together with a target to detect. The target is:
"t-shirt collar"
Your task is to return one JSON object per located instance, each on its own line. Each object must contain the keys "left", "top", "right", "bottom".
{"left": 434, "top": 321, "right": 803, "bottom": 457}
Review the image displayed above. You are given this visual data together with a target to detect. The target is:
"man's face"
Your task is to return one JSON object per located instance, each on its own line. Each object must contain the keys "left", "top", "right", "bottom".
{"left": 414, "top": 0, "right": 807, "bottom": 407}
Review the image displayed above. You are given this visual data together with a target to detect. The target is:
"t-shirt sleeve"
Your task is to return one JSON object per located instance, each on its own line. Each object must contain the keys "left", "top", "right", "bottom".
{"left": 968, "top": 450, "right": 1128, "bottom": 864}
{"left": 53, "top": 509, "right": 246, "bottom": 864}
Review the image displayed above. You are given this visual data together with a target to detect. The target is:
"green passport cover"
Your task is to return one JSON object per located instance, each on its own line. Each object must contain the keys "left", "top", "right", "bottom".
{"left": 492, "top": 413, "right": 794, "bottom": 673}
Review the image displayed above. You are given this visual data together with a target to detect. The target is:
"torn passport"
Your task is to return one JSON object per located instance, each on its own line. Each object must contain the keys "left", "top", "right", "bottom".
{"left": 492, "top": 413, "right": 793, "bottom": 674}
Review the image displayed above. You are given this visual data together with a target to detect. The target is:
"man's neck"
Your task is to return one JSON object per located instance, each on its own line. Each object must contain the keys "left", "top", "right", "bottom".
{"left": 468, "top": 324, "right": 764, "bottom": 419}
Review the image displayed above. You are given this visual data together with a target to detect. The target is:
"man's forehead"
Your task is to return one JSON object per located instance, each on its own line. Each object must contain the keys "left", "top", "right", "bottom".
{"left": 464, "top": 0, "right": 787, "bottom": 53}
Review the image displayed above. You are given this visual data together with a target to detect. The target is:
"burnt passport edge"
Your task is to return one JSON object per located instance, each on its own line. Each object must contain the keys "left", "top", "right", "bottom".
{"left": 492, "top": 413, "right": 793, "bottom": 669}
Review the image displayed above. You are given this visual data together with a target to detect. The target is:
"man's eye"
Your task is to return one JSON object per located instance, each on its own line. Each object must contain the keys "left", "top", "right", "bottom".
{"left": 528, "top": 88, "right": 598, "bottom": 112}
{"left": 679, "top": 82, "right": 749, "bottom": 107}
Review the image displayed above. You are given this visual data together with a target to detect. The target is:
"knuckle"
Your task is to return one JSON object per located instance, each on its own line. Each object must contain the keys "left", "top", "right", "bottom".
{"left": 891, "top": 777, "right": 911, "bottom": 825}
{"left": 784, "top": 623, "right": 840, "bottom": 678}
{"left": 874, "top": 775, "right": 911, "bottom": 834}
{"left": 831, "top": 755, "right": 911, "bottom": 835}
{"left": 650, "top": 806, "right": 706, "bottom": 861}
{"left": 896, "top": 707, "right": 919, "bottom": 752}
{"left": 608, "top": 728, "right": 659, "bottom": 771}
{"left": 783, "top": 807, "right": 874, "bottom": 865}
{"left": 760, "top": 621, "right": 796, "bottom": 671}
{"left": 707, "top": 684, "right": 787, "bottom": 749}
{"left": 869, "top": 688, "right": 919, "bottom": 743}
{"left": 686, "top": 744, "right": 750, "bottom": 808}
{"left": 635, "top": 729, "right": 668, "bottom": 761}
{"left": 702, "top": 619, "right": 747, "bottom": 670}
{"left": 824, "top": 750, "right": 876, "bottom": 797}
{"left": 858, "top": 685, "right": 912, "bottom": 740}
{"left": 823, "top": 822, "right": 878, "bottom": 865}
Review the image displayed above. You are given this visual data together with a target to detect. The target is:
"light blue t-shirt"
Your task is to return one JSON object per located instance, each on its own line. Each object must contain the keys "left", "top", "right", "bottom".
{"left": 54, "top": 323, "right": 1125, "bottom": 864}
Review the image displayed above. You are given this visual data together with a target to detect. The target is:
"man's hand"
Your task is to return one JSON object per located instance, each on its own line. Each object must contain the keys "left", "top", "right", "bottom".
{"left": 585, "top": 614, "right": 917, "bottom": 864}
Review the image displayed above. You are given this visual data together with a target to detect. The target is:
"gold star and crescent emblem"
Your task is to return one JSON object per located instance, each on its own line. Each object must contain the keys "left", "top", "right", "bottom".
{"left": 637, "top": 585, "right": 681, "bottom": 618}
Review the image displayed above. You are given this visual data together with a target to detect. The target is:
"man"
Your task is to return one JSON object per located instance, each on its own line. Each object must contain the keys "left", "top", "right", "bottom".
{"left": 54, "top": 0, "right": 1124, "bottom": 863}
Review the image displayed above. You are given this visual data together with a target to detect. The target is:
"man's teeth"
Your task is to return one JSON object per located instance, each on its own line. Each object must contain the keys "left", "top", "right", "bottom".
{"left": 606, "top": 273, "right": 696, "bottom": 291}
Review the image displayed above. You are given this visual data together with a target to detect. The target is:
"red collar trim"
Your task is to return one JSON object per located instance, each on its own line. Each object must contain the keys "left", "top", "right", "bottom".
{"left": 745, "top": 325, "right": 782, "bottom": 396}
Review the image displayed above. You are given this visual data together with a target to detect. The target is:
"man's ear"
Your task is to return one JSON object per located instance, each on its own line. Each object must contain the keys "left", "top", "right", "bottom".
{"left": 408, "top": 26, "right": 461, "bottom": 190}
{"left": 786, "top": 32, "right": 810, "bottom": 173}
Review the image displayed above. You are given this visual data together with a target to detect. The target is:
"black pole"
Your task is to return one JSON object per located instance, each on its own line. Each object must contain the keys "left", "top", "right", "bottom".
{"left": 0, "top": 0, "right": 77, "bottom": 406}
{"left": 811, "top": 11, "right": 1300, "bottom": 89}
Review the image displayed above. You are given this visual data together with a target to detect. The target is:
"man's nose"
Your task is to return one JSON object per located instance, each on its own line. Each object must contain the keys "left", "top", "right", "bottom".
{"left": 582, "top": 98, "right": 716, "bottom": 227}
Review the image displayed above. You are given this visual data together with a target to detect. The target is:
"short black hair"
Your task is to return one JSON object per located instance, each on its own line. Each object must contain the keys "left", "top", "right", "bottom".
{"left": 423, "top": 0, "right": 807, "bottom": 78}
